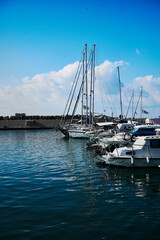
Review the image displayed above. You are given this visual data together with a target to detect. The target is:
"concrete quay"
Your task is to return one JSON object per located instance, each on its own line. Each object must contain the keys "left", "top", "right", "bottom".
{"left": 0, "top": 114, "right": 63, "bottom": 130}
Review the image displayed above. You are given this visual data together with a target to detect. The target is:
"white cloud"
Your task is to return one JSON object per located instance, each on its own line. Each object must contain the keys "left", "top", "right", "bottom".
{"left": 134, "top": 75, "right": 160, "bottom": 105}
{"left": 0, "top": 62, "right": 79, "bottom": 116}
{"left": 0, "top": 61, "right": 160, "bottom": 118}
{"left": 120, "top": 75, "right": 160, "bottom": 118}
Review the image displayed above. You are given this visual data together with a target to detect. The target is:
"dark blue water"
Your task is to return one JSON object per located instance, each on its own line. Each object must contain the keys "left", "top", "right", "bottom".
{"left": 0, "top": 130, "right": 160, "bottom": 240}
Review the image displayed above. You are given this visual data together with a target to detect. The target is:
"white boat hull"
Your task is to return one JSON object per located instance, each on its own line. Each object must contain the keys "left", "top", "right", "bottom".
{"left": 69, "top": 130, "right": 90, "bottom": 139}
{"left": 102, "top": 156, "right": 160, "bottom": 167}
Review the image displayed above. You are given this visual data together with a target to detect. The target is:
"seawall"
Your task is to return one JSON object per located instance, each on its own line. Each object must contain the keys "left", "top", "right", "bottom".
{"left": 0, "top": 114, "right": 77, "bottom": 130}
{"left": 0, "top": 119, "right": 61, "bottom": 130}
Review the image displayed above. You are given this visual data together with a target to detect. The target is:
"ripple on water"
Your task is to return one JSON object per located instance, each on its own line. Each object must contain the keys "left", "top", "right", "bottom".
{"left": 0, "top": 130, "right": 160, "bottom": 240}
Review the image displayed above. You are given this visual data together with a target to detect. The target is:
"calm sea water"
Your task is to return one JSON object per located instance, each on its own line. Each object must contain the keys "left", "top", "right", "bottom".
{"left": 0, "top": 129, "right": 160, "bottom": 240}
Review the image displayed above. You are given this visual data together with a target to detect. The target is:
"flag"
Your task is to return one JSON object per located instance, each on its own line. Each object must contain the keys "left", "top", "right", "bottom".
{"left": 142, "top": 109, "right": 149, "bottom": 114}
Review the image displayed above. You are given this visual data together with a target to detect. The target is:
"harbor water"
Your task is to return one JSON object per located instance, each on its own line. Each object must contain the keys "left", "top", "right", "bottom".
{"left": 0, "top": 130, "right": 160, "bottom": 240}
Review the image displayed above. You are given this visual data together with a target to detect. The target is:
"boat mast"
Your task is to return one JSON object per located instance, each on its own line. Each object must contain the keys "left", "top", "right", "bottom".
{"left": 117, "top": 66, "right": 123, "bottom": 120}
{"left": 81, "top": 50, "right": 85, "bottom": 125}
{"left": 126, "top": 89, "right": 134, "bottom": 118}
{"left": 89, "top": 49, "right": 93, "bottom": 126}
{"left": 132, "top": 89, "right": 134, "bottom": 120}
{"left": 141, "top": 86, "right": 143, "bottom": 119}
{"left": 133, "top": 88, "right": 142, "bottom": 119}
{"left": 92, "top": 44, "right": 96, "bottom": 125}
{"left": 85, "top": 44, "right": 88, "bottom": 125}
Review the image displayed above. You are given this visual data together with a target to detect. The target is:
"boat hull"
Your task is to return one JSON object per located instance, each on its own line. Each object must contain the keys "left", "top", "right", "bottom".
{"left": 69, "top": 130, "right": 90, "bottom": 139}
{"left": 102, "top": 156, "right": 160, "bottom": 167}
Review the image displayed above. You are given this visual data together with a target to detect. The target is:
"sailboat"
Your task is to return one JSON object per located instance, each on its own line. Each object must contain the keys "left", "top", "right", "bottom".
{"left": 59, "top": 44, "right": 96, "bottom": 138}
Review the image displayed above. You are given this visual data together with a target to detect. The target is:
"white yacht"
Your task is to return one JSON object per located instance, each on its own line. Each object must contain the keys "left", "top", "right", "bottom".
{"left": 101, "top": 136, "right": 160, "bottom": 167}
{"left": 68, "top": 125, "right": 91, "bottom": 138}
{"left": 59, "top": 44, "right": 96, "bottom": 139}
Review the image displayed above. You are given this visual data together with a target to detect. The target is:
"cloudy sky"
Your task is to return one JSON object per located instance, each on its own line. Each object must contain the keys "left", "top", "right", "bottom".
{"left": 0, "top": 0, "right": 160, "bottom": 118}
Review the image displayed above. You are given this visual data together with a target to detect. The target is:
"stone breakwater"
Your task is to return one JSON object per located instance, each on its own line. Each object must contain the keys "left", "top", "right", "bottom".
{"left": 0, "top": 115, "right": 66, "bottom": 130}
{"left": 0, "top": 119, "right": 61, "bottom": 130}
{"left": 0, "top": 113, "right": 111, "bottom": 130}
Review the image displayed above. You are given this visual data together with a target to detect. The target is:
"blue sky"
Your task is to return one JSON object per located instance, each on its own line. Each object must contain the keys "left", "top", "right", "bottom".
{"left": 0, "top": 0, "right": 160, "bottom": 117}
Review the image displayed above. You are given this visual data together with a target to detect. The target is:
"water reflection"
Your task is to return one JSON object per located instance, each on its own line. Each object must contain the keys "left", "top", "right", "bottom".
{"left": 1, "top": 130, "right": 160, "bottom": 239}
{"left": 101, "top": 167, "right": 160, "bottom": 197}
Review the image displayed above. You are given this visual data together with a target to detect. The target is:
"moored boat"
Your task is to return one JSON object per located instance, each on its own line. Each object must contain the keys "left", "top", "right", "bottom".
{"left": 59, "top": 44, "right": 96, "bottom": 139}
{"left": 101, "top": 136, "right": 160, "bottom": 167}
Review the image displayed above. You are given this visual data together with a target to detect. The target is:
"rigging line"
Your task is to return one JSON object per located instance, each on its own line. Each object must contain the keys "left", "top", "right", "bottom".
{"left": 95, "top": 47, "right": 119, "bottom": 116}
{"left": 66, "top": 63, "right": 82, "bottom": 117}
{"left": 97, "top": 62, "right": 116, "bottom": 116}
{"left": 95, "top": 57, "right": 118, "bottom": 116}
{"left": 99, "top": 73, "right": 117, "bottom": 116}
{"left": 123, "top": 88, "right": 130, "bottom": 103}
{"left": 81, "top": 51, "right": 85, "bottom": 124}
{"left": 126, "top": 90, "right": 134, "bottom": 118}
{"left": 86, "top": 50, "right": 92, "bottom": 72}
{"left": 95, "top": 68, "right": 113, "bottom": 115}
{"left": 68, "top": 77, "right": 85, "bottom": 129}
{"left": 133, "top": 89, "right": 142, "bottom": 119}
{"left": 95, "top": 47, "right": 103, "bottom": 69}
{"left": 95, "top": 48, "right": 117, "bottom": 99}
{"left": 62, "top": 63, "right": 82, "bottom": 125}
{"left": 104, "top": 78, "right": 118, "bottom": 116}
{"left": 96, "top": 73, "right": 115, "bottom": 116}
{"left": 61, "top": 54, "right": 83, "bottom": 124}
{"left": 96, "top": 76, "right": 107, "bottom": 113}
{"left": 89, "top": 50, "right": 93, "bottom": 125}
{"left": 94, "top": 71, "right": 107, "bottom": 112}
{"left": 67, "top": 50, "right": 93, "bottom": 127}
{"left": 122, "top": 87, "right": 131, "bottom": 118}
{"left": 81, "top": 50, "right": 92, "bottom": 106}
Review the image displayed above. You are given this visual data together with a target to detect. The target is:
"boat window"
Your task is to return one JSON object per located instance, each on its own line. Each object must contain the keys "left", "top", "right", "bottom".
{"left": 140, "top": 128, "right": 155, "bottom": 132}
{"left": 126, "top": 151, "right": 135, "bottom": 155}
{"left": 150, "top": 139, "right": 160, "bottom": 148}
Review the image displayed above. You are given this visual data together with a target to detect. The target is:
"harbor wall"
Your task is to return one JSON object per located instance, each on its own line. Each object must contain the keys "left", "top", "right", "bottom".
{"left": 0, "top": 113, "right": 114, "bottom": 130}
{"left": 0, "top": 119, "right": 61, "bottom": 130}
{"left": 0, "top": 113, "right": 152, "bottom": 130}
{"left": 0, "top": 114, "right": 69, "bottom": 130}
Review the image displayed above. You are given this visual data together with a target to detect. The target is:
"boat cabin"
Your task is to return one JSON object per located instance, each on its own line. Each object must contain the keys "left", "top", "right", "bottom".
{"left": 118, "top": 136, "right": 160, "bottom": 158}
{"left": 130, "top": 125, "right": 160, "bottom": 136}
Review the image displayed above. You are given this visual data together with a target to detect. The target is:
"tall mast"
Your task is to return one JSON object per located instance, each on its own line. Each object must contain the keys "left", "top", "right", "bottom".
{"left": 89, "top": 49, "right": 93, "bottom": 126}
{"left": 85, "top": 44, "right": 88, "bottom": 125}
{"left": 132, "top": 89, "right": 134, "bottom": 119}
{"left": 133, "top": 89, "right": 141, "bottom": 119}
{"left": 126, "top": 90, "right": 134, "bottom": 118}
{"left": 92, "top": 44, "right": 96, "bottom": 125}
{"left": 117, "top": 66, "right": 123, "bottom": 120}
{"left": 141, "top": 86, "right": 143, "bottom": 119}
{"left": 81, "top": 51, "right": 85, "bottom": 125}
